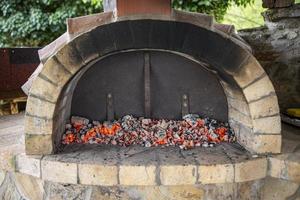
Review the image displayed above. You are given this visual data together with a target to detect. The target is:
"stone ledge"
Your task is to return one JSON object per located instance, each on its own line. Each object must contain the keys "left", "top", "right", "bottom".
{"left": 8, "top": 145, "right": 272, "bottom": 186}
{"left": 4, "top": 146, "right": 300, "bottom": 186}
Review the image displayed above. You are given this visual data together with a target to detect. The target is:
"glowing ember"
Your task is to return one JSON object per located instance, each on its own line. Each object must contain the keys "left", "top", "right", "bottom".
{"left": 62, "top": 114, "right": 236, "bottom": 149}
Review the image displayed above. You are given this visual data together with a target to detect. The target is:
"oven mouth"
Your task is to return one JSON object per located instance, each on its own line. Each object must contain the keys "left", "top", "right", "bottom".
{"left": 24, "top": 15, "right": 281, "bottom": 156}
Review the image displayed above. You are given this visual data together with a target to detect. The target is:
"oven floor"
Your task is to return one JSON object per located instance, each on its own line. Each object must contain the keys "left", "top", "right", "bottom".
{"left": 57, "top": 142, "right": 251, "bottom": 166}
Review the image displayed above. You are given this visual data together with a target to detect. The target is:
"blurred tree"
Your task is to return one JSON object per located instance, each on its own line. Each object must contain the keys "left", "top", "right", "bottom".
{"left": 222, "top": 0, "right": 266, "bottom": 30}
{"left": 0, "top": 0, "right": 254, "bottom": 47}
{"left": 0, "top": 0, "right": 102, "bottom": 47}
{"left": 172, "top": 0, "right": 254, "bottom": 21}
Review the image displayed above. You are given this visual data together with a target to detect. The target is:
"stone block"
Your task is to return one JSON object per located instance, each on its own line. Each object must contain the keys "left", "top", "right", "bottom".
{"left": 25, "top": 134, "right": 53, "bottom": 155}
{"left": 14, "top": 172, "right": 44, "bottom": 200}
{"left": 227, "top": 97, "right": 250, "bottom": 116}
{"left": 38, "top": 32, "right": 69, "bottom": 63}
{"left": 236, "top": 180, "right": 264, "bottom": 200}
{"left": 0, "top": 170, "right": 5, "bottom": 186}
{"left": 221, "top": 81, "right": 245, "bottom": 101}
{"left": 26, "top": 97, "right": 55, "bottom": 119}
{"left": 249, "top": 95, "right": 280, "bottom": 119}
{"left": 123, "top": 186, "right": 205, "bottom": 200}
{"left": 55, "top": 42, "right": 84, "bottom": 74}
{"left": 41, "top": 160, "right": 77, "bottom": 184}
{"left": 119, "top": 165, "right": 156, "bottom": 186}
{"left": 235, "top": 158, "right": 267, "bottom": 182}
{"left": 234, "top": 56, "right": 265, "bottom": 88}
{"left": 160, "top": 165, "right": 197, "bottom": 185}
{"left": 198, "top": 164, "right": 234, "bottom": 184}
{"left": 261, "top": 177, "right": 300, "bottom": 200}
{"left": 24, "top": 115, "right": 53, "bottom": 135}
{"left": 29, "top": 76, "right": 60, "bottom": 103}
{"left": 74, "top": 32, "right": 99, "bottom": 64}
{"left": 0, "top": 151, "right": 16, "bottom": 171}
{"left": 16, "top": 154, "right": 42, "bottom": 178}
{"left": 252, "top": 115, "right": 281, "bottom": 134}
{"left": 41, "top": 57, "right": 72, "bottom": 86}
{"left": 228, "top": 107, "right": 253, "bottom": 127}
{"left": 243, "top": 76, "right": 275, "bottom": 102}
{"left": 238, "top": 129, "right": 281, "bottom": 154}
{"left": 269, "top": 155, "right": 300, "bottom": 182}
{"left": 78, "top": 164, "right": 118, "bottom": 186}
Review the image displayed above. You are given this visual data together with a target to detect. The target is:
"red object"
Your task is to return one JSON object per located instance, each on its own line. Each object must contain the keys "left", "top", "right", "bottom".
{"left": 117, "top": 0, "right": 171, "bottom": 16}
{"left": 0, "top": 48, "right": 39, "bottom": 99}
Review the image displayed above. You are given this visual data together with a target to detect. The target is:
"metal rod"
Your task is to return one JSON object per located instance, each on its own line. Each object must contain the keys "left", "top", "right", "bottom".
{"left": 106, "top": 93, "right": 114, "bottom": 121}
{"left": 182, "top": 94, "right": 189, "bottom": 118}
{"left": 144, "top": 52, "right": 151, "bottom": 118}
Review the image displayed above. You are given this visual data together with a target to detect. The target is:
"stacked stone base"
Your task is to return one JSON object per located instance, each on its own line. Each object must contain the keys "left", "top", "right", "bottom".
{"left": 0, "top": 171, "right": 299, "bottom": 200}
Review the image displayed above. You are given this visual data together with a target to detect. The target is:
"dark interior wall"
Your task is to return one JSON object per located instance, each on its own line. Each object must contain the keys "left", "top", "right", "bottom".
{"left": 71, "top": 50, "right": 228, "bottom": 122}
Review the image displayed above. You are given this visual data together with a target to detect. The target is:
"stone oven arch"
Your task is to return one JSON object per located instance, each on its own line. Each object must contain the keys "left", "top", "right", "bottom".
{"left": 25, "top": 12, "right": 281, "bottom": 155}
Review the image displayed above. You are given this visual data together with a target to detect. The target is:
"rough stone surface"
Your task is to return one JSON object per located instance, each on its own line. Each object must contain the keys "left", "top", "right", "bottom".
{"left": 238, "top": 130, "right": 282, "bottom": 154}
{"left": 160, "top": 165, "right": 197, "bottom": 185}
{"left": 41, "top": 159, "right": 77, "bottom": 184}
{"left": 248, "top": 95, "right": 280, "bottom": 119}
{"left": 16, "top": 154, "right": 41, "bottom": 178}
{"left": 239, "top": 4, "right": 300, "bottom": 111}
{"left": 55, "top": 42, "right": 84, "bottom": 74}
{"left": 243, "top": 75, "right": 276, "bottom": 103}
{"left": 234, "top": 56, "right": 265, "bottom": 88}
{"left": 252, "top": 115, "right": 281, "bottom": 134}
{"left": 228, "top": 106, "right": 253, "bottom": 127}
{"left": 236, "top": 180, "right": 264, "bottom": 200}
{"left": 24, "top": 115, "right": 53, "bottom": 135}
{"left": 26, "top": 96, "right": 55, "bottom": 119}
{"left": 119, "top": 165, "right": 157, "bottom": 186}
{"left": 79, "top": 164, "right": 118, "bottom": 186}
{"left": 0, "top": 170, "right": 5, "bottom": 186}
{"left": 227, "top": 96, "right": 251, "bottom": 116}
{"left": 269, "top": 153, "right": 300, "bottom": 182}
{"left": 29, "top": 75, "right": 60, "bottom": 103}
{"left": 198, "top": 164, "right": 234, "bottom": 184}
{"left": 235, "top": 158, "right": 268, "bottom": 182}
{"left": 261, "top": 177, "right": 300, "bottom": 200}
{"left": 25, "top": 134, "right": 53, "bottom": 155}
{"left": 124, "top": 186, "right": 205, "bottom": 200}
{"left": 14, "top": 172, "right": 44, "bottom": 200}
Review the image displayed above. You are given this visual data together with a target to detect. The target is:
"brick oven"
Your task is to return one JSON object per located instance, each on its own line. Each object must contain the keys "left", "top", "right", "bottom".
{"left": 24, "top": 0, "right": 281, "bottom": 156}
{"left": 21, "top": 0, "right": 283, "bottom": 187}
{"left": 1, "top": 1, "right": 299, "bottom": 198}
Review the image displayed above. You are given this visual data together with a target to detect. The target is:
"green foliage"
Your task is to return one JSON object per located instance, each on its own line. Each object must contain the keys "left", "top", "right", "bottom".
{"left": 0, "top": 0, "right": 102, "bottom": 47}
{"left": 172, "top": 0, "right": 254, "bottom": 21}
{"left": 1, "top": 0, "right": 254, "bottom": 47}
{"left": 222, "top": 0, "right": 265, "bottom": 30}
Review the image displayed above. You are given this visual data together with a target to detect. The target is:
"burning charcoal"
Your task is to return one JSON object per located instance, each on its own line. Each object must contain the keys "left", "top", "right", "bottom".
{"left": 145, "top": 141, "right": 151, "bottom": 147}
{"left": 93, "top": 121, "right": 101, "bottom": 126}
{"left": 65, "top": 124, "right": 72, "bottom": 130}
{"left": 71, "top": 116, "right": 89, "bottom": 125}
{"left": 183, "top": 114, "right": 200, "bottom": 127}
{"left": 202, "top": 142, "right": 209, "bottom": 148}
{"left": 63, "top": 114, "right": 236, "bottom": 150}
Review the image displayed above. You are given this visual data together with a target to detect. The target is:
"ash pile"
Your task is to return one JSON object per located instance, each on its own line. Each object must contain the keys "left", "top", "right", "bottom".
{"left": 62, "top": 114, "right": 236, "bottom": 150}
